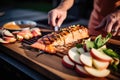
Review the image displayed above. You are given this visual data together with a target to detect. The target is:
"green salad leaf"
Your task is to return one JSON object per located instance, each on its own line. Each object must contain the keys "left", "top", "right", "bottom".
{"left": 84, "top": 33, "right": 112, "bottom": 49}
{"left": 85, "top": 40, "right": 95, "bottom": 49}
{"left": 103, "top": 49, "right": 120, "bottom": 59}
{"left": 75, "top": 33, "right": 120, "bottom": 72}
{"left": 109, "top": 63, "right": 118, "bottom": 71}
{"left": 94, "top": 33, "right": 112, "bottom": 49}
{"left": 76, "top": 44, "right": 83, "bottom": 48}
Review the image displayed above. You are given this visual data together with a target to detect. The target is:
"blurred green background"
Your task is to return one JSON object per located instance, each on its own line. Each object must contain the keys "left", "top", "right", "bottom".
{"left": 0, "top": 0, "right": 53, "bottom": 12}
{"left": 0, "top": 0, "right": 93, "bottom": 26}
{"left": 0, "top": 0, "right": 93, "bottom": 19}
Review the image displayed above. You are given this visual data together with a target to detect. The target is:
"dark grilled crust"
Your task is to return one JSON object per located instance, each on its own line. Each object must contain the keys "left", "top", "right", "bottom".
{"left": 38, "top": 25, "right": 87, "bottom": 45}
{"left": 31, "top": 25, "right": 89, "bottom": 54}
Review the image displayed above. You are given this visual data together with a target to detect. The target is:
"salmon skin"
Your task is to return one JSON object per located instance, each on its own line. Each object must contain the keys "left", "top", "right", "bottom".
{"left": 30, "top": 25, "right": 89, "bottom": 54}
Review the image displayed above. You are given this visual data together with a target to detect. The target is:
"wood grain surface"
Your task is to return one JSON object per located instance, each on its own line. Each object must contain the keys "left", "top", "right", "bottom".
{"left": 0, "top": 40, "right": 119, "bottom": 80}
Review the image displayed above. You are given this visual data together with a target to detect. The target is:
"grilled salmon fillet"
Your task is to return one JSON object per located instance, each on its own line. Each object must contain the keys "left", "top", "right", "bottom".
{"left": 31, "top": 25, "right": 89, "bottom": 54}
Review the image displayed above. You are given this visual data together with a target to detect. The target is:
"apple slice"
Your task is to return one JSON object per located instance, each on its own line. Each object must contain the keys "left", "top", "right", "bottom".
{"left": 2, "top": 29, "right": 14, "bottom": 37}
{"left": 17, "top": 29, "right": 33, "bottom": 39}
{"left": 0, "top": 38, "right": 9, "bottom": 44}
{"left": 97, "top": 45, "right": 107, "bottom": 52}
{"left": 90, "top": 48, "right": 113, "bottom": 62}
{"left": 76, "top": 47, "right": 85, "bottom": 54}
{"left": 31, "top": 30, "right": 39, "bottom": 37}
{"left": 12, "top": 31, "right": 20, "bottom": 35}
{"left": 3, "top": 37, "right": 16, "bottom": 43}
{"left": 31, "top": 28, "right": 41, "bottom": 37}
{"left": 68, "top": 47, "right": 82, "bottom": 65}
{"left": 23, "top": 30, "right": 33, "bottom": 39}
{"left": 93, "top": 59, "right": 109, "bottom": 70}
{"left": 84, "top": 66, "right": 110, "bottom": 77}
{"left": 80, "top": 52, "right": 92, "bottom": 67}
{"left": 75, "top": 65, "right": 89, "bottom": 76}
{"left": 62, "top": 55, "right": 75, "bottom": 69}
{"left": 17, "top": 32, "right": 30, "bottom": 40}
{"left": 17, "top": 35, "right": 24, "bottom": 41}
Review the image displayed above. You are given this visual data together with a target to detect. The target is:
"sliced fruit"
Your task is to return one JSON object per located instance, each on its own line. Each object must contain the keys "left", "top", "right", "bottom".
{"left": 31, "top": 30, "right": 41, "bottom": 37}
{"left": 31, "top": 30, "right": 39, "bottom": 37}
{"left": 97, "top": 45, "right": 107, "bottom": 52}
{"left": 31, "top": 28, "right": 41, "bottom": 37}
{"left": 75, "top": 65, "right": 89, "bottom": 76}
{"left": 17, "top": 29, "right": 33, "bottom": 39}
{"left": 12, "top": 31, "right": 20, "bottom": 35}
{"left": 17, "top": 35, "right": 24, "bottom": 41}
{"left": 98, "top": 45, "right": 107, "bottom": 51}
{"left": 80, "top": 52, "right": 92, "bottom": 67}
{"left": 0, "top": 38, "right": 9, "bottom": 43}
{"left": 93, "top": 59, "right": 109, "bottom": 70}
{"left": 2, "top": 29, "right": 14, "bottom": 37}
{"left": 22, "top": 30, "right": 33, "bottom": 39}
{"left": 84, "top": 66, "right": 110, "bottom": 77}
{"left": 17, "top": 32, "right": 30, "bottom": 40}
{"left": 62, "top": 55, "right": 75, "bottom": 69}
{"left": 3, "top": 37, "right": 16, "bottom": 43}
{"left": 76, "top": 47, "right": 85, "bottom": 54}
{"left": 90, "top": 48, "right": 113, "bottom": 62}
{"left": 24, "top": 34, "right": 31, "bottom": 40}
{"left": 68, "top": 47, "right": 82, "bottom": 65}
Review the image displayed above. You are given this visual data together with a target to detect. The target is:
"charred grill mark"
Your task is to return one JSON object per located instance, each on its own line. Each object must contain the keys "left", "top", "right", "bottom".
{"left": 66, "top": 29, "right": 71, "bottom": 33}
{"left": 41, "top": 36, "right": 49, "bottom": 53}
{"left": 42, "top": 36, "right": 48, "bottom": 45}
{"left": 47, "top": 35, "right": 55, "bottom": 43}
{"left": 50, "top": 34, "right": 56, "bottom": 41}
{"left": 56, "top": 34, "right": 63, "bottom": 42}
{"left": 42, "top": 25, "right": 84, "bottom": 45}
{"left": 52, "top": 33, "right": 59, "bottom": 40}
{"left": 43, "top": 36, "right": 51, "bottom": 45}
{"left": 46, "top": 35, "right": 53, "bottom": 44}
{"left": 29, "top": 25, "right": 89, "bottom": 54}
{"left": 56, "top": 28, "right": 72, "bottom": 45}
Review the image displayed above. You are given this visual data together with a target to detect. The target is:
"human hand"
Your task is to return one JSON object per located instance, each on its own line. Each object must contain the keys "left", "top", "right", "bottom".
{"left": 95, "top": 10, "right": 120, "bottom": 36}
{"left": 48, "top": 8, "right": 67, "bottom": 27}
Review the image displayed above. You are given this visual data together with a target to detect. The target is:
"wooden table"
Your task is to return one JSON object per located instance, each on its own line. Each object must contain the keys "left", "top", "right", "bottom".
{"left": 0, "top": 40, "right": 120, "bottom": 80}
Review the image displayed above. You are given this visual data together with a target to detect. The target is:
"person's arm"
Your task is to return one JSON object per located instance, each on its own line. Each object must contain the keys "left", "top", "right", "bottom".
{"left": 48, "top": 0, "right": 74, "bottom": 27}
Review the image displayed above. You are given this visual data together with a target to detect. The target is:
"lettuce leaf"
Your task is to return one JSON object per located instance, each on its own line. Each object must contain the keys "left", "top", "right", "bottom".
{"left": 94, "top": 33, "right": 112, "bottom": 49}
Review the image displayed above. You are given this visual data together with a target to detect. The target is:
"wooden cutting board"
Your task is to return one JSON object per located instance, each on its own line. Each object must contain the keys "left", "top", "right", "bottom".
{"left": 0, "top": 40, "right": 120, "bottom": 80}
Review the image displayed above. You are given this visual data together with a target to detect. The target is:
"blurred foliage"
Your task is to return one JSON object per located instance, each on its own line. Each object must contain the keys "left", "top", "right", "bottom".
{"left": 0, "top": 0, "right": 53, "bottom": 12}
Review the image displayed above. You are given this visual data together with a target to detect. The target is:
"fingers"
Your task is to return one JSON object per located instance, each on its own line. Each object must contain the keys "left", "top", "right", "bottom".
{"left": 48, "top": 9, "right": 67, "bottom": 28}
{"left": 111, "top": 22, "right": 120, "bottom": 36}
{"left": 56, "top": 18, "right": 64, "bottom": 27}
{"left": 57, "top": 15, "right": 66, "bottom": 27}
{"left": 105, "top": 14, "right": 120, "bottom": 36}
{"left": 48, "top": 11, "right": 57, "bottom": 27}
{"left": 105, "top": 19, "right": 115, "bottom": 33}
{"left": 95, "top": 15, "right": 120, "bottom": 36}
